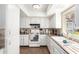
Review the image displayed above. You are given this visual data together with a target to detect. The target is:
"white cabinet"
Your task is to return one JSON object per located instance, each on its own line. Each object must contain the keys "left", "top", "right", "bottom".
{"left": 47, "top": 36, "right": 67, "bottom": 54}
{"left": 23, "top": 35, "right": 29, "bottom": 46}
{"left": 30, "top": 18, "right": 40, "bottom": 24}
{"left": 25, "top": 18, "right": 30, "bottom": 28}
{"left": 20, "top": 35, "right": 24, "bottom": 46}
{"left": 49, "top": 14, "right": 56, "bottom": 28}
{"left": 51, "top": 39, "right": 67, "bottom": 54}
{"left": 20, "top": 35, "right": 29, "bottom": 46}
{"left": 20, "top": 17, "right": 49, "bottom": 28}
{"left": 40, "top": 35, "right": 47, "bottom": 46}
{"left": 20, "top": 17, "right": 31, "bottom": 28}
{"left": 20, "top": 17, "right": 26, "bottom": 28}
{"left": 47, "top": 37, "right": 54, "bottom": 54}
{"left": 40, "top": 18, "right": 49, "bottom": 28}
{"left": 0, "top": 49, "right": 4, "bottom": 54}
{"left": 49, "top": 13, "right": 61, "bottom": 28}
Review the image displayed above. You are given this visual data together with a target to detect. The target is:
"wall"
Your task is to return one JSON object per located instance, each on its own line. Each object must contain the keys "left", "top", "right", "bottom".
{"left": 0, "top": 5, "right": 6, "bottom": 28}
{"left": 5, "top": 5, "right": 20, "bottom": 54}
{"left": 0, "top": 5, "right": 6, "bottom": 54}
{"left": 75, "top": 5, "right": 79, "bottom": 29}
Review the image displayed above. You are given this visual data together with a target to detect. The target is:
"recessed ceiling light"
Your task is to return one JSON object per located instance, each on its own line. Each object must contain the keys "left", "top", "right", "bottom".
{"left": 32, "top": 4, "right": 40, "bottom": 9}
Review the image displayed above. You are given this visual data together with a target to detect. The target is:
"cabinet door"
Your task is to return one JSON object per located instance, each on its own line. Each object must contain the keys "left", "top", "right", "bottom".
{"left": 47, "top": 41, "right": 51, "bottom": 52}
{"left": 20, "top": 36, "right": 24, "bottom": 46}
{"left": 20, "top": 17, "right": 26, "bottom": 28}
{"left": 23, "top": 35, "right": 28, "bottom": 46}
{"left": 47, "top": 37, "right": 67, "bottom": 54}
{"left": 0, "top": 49, "right": 4, "bottom": 54}
{"left": 49, "top": 14, "right": 56, "bottom": 28}
{"left": 40, "top": 35, "right": 47, "bottom": 46}
{"left": 51, "top": 39, "right": 67, "bottom": 54}
{"left": 40, "top": 19, "right": 49, "bottom": 28}
{"left": 47, "top": 37, "right": 53, "bottom": 53}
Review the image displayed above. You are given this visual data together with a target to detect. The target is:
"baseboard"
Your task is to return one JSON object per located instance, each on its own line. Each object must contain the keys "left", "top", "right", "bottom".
{"left": 40, "top": 45, "right": 47, "bottom": 47}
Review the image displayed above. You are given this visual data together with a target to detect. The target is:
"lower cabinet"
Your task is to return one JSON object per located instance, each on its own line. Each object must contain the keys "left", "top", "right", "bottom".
{"left": 20, "top": 35, "right": 24, "bottom": 46}
{"left": 51, "top": 39, "right": 67, "bottom": 54}
{"left": 40, "top": 35, "right": 47, "bottom": 46}
{"left": 0, "top": 48, "right": 4, "bottom": 54}
{"left": 20, "top": 35, "right": 47, "bottom": 46}
{"left": 47, "top": 36, "right": 67, "bottom": 54}
{"left": 20, "top": 35, "right": 29, "bottom": 46}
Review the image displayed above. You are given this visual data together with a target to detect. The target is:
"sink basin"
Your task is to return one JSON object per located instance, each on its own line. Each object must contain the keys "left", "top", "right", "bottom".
{"left": 63, "top": 40, "right": 74, "bottom": 46}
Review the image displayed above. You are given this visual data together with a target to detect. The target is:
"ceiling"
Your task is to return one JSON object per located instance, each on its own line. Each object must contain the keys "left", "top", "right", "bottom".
{"left": 19, "top": 4, "right": 50, "bottom": 17}
{"left": 24, "top": 4, "right": 49, "bottom": 12}
{"left": 19, "top": 4, "right": 73, "bottom": 17}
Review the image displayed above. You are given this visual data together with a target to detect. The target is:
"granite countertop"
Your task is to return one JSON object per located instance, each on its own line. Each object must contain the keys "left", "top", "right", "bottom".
{"left": 50, "top": 36, "right": 79, "bottom": 54}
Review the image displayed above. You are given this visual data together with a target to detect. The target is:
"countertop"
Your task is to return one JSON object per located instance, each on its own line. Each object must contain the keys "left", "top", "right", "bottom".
{"left": 50, "top": 36, "right": 79, "bottom": 54}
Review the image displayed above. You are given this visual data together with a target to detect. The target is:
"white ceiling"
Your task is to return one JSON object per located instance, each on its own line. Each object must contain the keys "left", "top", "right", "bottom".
{"left": 19, "top": 4, "right": 49, "bottom": 17}
{"left": 24, "top": 4, "right": 49, "bottom": 12}
{"left": 19, "top": 4, "right": 73, "bottom": 17}
{"left": 47, "top": 4, "right": 73, "bottom": 16}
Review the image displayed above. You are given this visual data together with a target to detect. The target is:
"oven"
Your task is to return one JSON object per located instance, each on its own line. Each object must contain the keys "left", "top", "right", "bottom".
{"left": 29, "top": 29, "right": 40, "bottom": 47}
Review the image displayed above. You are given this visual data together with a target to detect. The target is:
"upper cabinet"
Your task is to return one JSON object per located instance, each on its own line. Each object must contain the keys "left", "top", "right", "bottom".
{"left": 40, "top": 18, "right": 49, "bottom": 28}
{"left": 20, "top": 17, "right": 31, "bottom": 28}
{"left": 49, "top": 14, "right": 56, "bottom": 28}
{"left": 49, "top": 13, "right": 61, "bottom": 28}
{"left": 20, "top": 17, "right": 49, "bottom": 28}
{"left": 20, "top": 17, "right": 26, "bottom": 28}
{"left": 62, "top": 5, "right": 79, "bottom": 35}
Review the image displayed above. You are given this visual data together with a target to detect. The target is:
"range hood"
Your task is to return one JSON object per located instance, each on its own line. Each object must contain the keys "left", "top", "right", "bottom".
{"left": 30, "top": 24, "right": 40, "bottom": 28}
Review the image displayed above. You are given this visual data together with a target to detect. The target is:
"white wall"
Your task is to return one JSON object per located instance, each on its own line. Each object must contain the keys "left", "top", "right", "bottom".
{"left": 0, "top": 5, "right": 6, "bottom": 54}
{"left": 5, "top": 5, "right": 20, "bottom": 54}
{"left": 0, "top": 5, "right": 6, "bottom": 28}
{"left": 75, "top": 5, "right": 79, "bottom": 29}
